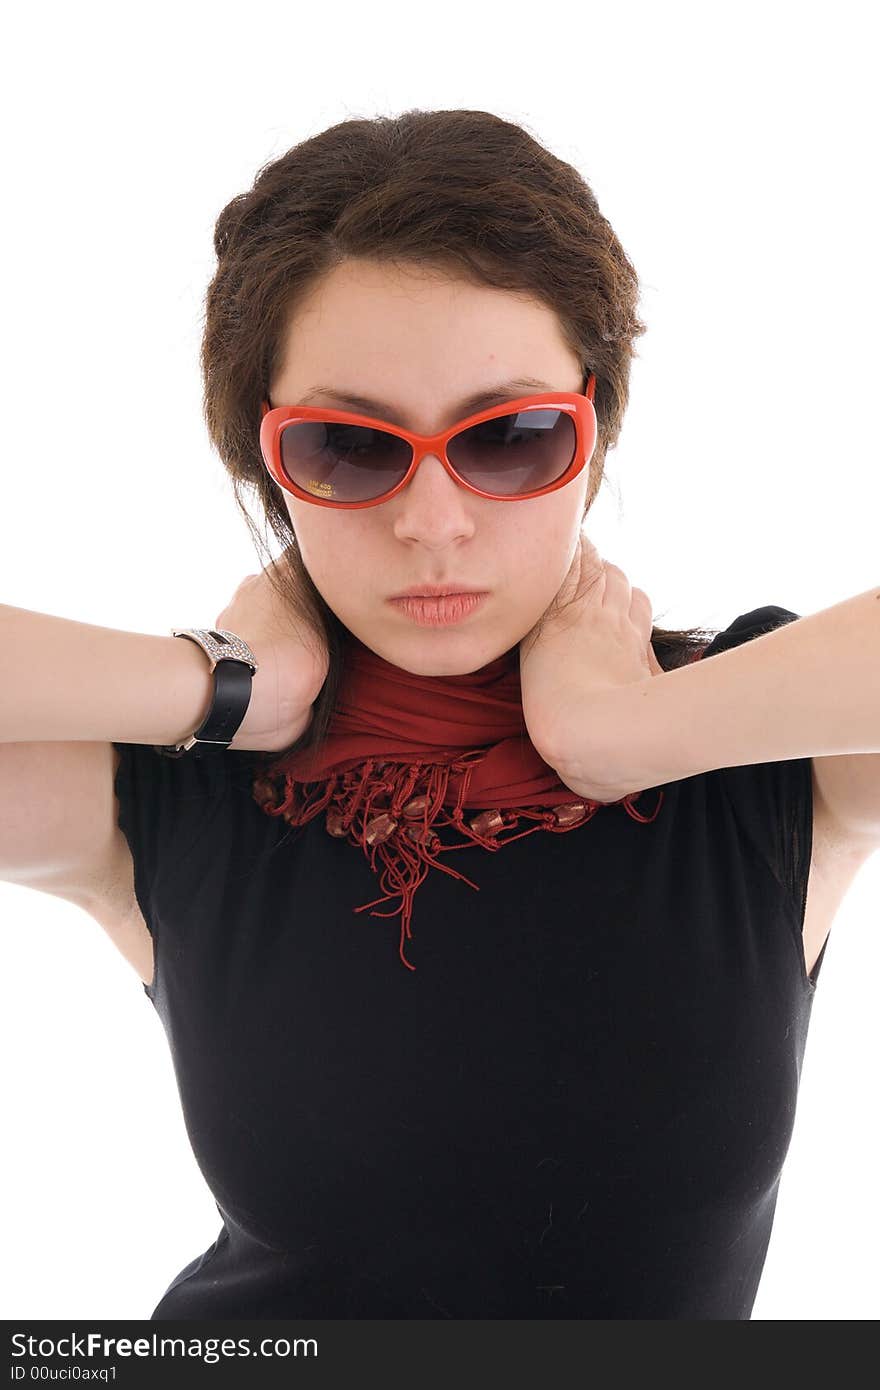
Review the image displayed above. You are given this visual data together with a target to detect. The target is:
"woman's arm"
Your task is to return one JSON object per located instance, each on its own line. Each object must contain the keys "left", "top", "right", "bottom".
{"left": 0, "top": 602, "right": 295, "bottom": 749}
{"left": 547, "top": 585, "right": 880, "bottom": 836}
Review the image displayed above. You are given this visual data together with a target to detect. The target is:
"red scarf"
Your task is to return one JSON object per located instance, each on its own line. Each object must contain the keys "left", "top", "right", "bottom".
{"left": 251, "top": 630, "right": 666, "bottom": 970}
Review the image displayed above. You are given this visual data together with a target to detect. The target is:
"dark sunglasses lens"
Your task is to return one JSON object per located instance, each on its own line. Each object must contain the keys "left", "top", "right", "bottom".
{"left": 448, "top": 408, "right": 577, "bottom": 497}
{"left": 279, "top": 421, "right": 412, "bottom": 503}
{"left": 278, "top": 409, "right": 577, "bottom": 504}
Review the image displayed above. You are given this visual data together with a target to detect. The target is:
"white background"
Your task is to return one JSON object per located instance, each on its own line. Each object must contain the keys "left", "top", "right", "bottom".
{"left": 1, "top": 0, "right": 877, "bottom": 1321}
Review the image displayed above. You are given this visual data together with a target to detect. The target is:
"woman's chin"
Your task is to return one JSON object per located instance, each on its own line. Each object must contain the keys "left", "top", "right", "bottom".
{"left": 344, "top": 622, "right": 502, "bottom": 677}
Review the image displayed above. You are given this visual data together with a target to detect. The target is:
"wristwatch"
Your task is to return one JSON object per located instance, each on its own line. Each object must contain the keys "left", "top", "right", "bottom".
{"left": 154, "top": 628, "right": 259, "bottom": 758}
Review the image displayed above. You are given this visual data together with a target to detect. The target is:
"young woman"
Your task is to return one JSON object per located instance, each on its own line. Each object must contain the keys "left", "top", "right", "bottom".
{"left": 2, "top": 108, "right": 878, "bottom": 1320}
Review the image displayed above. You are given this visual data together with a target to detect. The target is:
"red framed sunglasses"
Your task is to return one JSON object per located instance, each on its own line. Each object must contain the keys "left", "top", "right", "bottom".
{"left": 258, "top": 373, "right": 597, "bottom": 508}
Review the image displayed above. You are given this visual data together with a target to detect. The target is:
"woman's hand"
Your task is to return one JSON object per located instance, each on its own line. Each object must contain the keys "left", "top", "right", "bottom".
{"left": 518, "top": 530, "right": 663, "bottom": 796}
{"left": 213, "top": 551, "right": 330, "bottom": 752}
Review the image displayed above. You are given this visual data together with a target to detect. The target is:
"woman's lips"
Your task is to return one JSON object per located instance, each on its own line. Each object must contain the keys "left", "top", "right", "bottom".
{"left": 388, "top": 593, "right": 488, "bottom": 626}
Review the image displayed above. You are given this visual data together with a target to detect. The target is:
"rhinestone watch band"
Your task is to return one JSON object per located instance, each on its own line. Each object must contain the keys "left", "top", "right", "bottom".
{"left": 154, "top": 628, "right": 260, "bottom": 758}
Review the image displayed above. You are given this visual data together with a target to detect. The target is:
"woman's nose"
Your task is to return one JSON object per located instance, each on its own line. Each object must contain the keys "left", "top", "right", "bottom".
{"left": 390, "top": 453, "right": 477, "bottom": 537}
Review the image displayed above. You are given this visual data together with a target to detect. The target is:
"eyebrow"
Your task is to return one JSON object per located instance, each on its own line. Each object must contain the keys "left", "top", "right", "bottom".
{"left": 297, "top": 376, "right": 558, "bottom": 425}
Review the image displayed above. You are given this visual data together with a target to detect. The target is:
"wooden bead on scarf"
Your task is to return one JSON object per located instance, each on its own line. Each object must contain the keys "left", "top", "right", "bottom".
{"left": 402, "top": 824, "right": 441, "bottom": 854}
{"left": 467, "top": 808, "right": 505, "bottom": 837}
{"left": 363, "top": 812, "right": 398, "bottom": 846}
{"left": 326, "top": 808, "right": 349, "bottom": 837}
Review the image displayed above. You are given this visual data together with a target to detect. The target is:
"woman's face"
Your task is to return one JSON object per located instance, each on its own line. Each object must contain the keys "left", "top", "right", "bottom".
{"left": 269, "top": 257, "right": 590, "bottom": 675}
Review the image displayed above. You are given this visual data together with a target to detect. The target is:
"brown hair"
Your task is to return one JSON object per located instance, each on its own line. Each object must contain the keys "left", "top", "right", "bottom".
{"left": 200, "top": 108, "right": 716, "bottom": 764}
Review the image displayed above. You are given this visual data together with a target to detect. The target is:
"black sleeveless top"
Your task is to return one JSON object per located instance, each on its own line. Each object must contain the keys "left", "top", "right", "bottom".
{"left": 113, "top": 605, "right": 826, "bottom": 1320}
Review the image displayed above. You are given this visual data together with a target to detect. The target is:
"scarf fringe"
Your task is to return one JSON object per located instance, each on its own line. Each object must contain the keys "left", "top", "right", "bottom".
{"left": 253, "top": 748, "right": 664, "bottom": 972}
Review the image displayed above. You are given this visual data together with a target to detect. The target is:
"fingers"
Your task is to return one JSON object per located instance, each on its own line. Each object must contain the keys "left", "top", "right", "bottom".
{"left": 576, "top": 537, "right": 662, "bottom": 677}
{"left": 600, "top": 560, "right": 632, "bottom": 610}
{"left": 646, "top": 643, "right": 664, "bottom": 676}
{"left": 579, "top": 533, "right": 603, "bottom": 566}
{"left": 630, "top": 585, "right": 652, "bottom": 618}
{"left": 631, "top": 586, "right": 662, "bottom": 674}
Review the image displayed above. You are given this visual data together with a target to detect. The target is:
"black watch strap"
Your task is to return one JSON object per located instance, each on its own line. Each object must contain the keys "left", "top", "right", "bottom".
{"left": 154, "top": 628, "right": 259, "bottom": 758}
